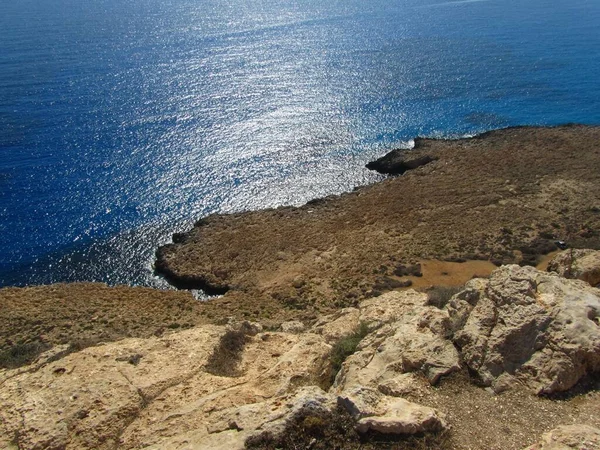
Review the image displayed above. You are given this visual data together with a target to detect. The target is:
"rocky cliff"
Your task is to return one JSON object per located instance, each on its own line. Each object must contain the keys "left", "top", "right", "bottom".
{"left": 154, "top": 125, "right": 600, "bottom": 326}
{"left": 1, "top": 264, "right": 599, "bottom": 449}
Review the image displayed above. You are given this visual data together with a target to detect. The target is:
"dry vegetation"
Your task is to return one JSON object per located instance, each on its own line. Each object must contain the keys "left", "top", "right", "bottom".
{"left": 204, "top": 329, "right": 250, "bottom": 377}
{"left": 155, "top": 125, "right": 600, "bottom": 325}
{"left": 0, "top": 283, "right": 206, "bottom": 368}
{"left": 246, "top": 406, "right": 452, "bottom": 450}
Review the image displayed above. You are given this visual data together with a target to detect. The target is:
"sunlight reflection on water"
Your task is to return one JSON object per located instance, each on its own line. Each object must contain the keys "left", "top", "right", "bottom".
{"left": 0, "top": 0, "right": 599, "bottom": 287}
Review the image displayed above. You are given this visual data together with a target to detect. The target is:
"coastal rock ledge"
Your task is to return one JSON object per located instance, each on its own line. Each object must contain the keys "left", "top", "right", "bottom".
{"left": 1, "top": 264, "right": 600, "bottom": 449}
{"left": 153, "top": 125, "right": 600, "bottom": 323}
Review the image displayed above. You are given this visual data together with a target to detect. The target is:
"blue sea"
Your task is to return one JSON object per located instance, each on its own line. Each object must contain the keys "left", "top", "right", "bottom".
{"left": 1, "top": 0, "right": 599, "bottom": 289}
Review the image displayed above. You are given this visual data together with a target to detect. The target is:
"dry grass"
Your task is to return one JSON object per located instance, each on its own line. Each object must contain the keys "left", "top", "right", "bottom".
{"left": 0, "top": 283, "right": 206, "bottom": 368}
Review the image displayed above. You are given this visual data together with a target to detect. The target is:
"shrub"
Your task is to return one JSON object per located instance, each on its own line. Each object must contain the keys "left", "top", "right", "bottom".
{"left": 204, "top": 329, "right": 249, "bottom": 377}
{"left": 0, "top": 341, "right": 51, "bottom": 369}
{"left": 246, "top": 405, "right": 453, "bottom": 450}
{"left": 329, "top": 322, "right": 370, "bottom": 384}
{"left": 426, "top": 286, "right": 462, "bottom": 309}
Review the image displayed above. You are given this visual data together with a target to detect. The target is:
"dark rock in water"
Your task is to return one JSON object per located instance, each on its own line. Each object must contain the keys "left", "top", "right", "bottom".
{"left": 366, "top": 152, "right": 437, "bottom": 175}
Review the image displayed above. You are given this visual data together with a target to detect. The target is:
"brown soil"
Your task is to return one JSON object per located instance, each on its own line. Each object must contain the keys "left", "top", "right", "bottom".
{"left": 406, "top": 252, "right": 559, "bottom": 291}
{"left": 413, "top": 372, "right": 600, "bottom": 450}
{"left": 155, "top": 125, "right": 600, "bottom": 325}
{"left": 0, "top": 283, "right": 206, "bottom": 368}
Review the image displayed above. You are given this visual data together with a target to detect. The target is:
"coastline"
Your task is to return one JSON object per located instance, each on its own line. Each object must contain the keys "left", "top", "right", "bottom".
{"left": 154, "top": 124, "right": 600, "bottom": 324}
{"left": 2, "top": 124, "right": 600, "bottom": 349}
{"left": 2, "top": 124, "right": 600, "bottom": 450}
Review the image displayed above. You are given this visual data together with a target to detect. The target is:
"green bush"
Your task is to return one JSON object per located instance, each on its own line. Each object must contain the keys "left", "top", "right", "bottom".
{"left": 329, "top": 322, "right": 370, "bottom": 384}
{"left": 426, "top": 286, "right": 462, "bottom": 309}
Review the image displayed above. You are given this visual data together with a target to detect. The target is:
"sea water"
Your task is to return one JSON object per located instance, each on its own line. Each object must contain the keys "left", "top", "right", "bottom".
{"left": 1, "top": 0, "right": 599, "bottom": 288}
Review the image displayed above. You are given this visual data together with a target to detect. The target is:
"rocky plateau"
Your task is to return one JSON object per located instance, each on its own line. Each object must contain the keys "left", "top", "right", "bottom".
{"left": 1, "top": 257, "right": 600, "bottom": 449}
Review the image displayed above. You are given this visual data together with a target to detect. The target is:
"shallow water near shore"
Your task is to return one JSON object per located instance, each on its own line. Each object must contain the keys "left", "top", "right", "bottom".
{"left": 1, "top": 0, "right": 599, "bottom": 287}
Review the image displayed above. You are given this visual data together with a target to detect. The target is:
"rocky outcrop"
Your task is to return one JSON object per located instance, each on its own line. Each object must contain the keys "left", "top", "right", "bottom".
{"left": 0, "top": 291, "right": 451, "bottom": 450}
{"left": 366, "top": 152, "right": 437, "bottom": 175}
{"left": 338, "top": 386, "right": 446, "bottom": 435}
{"left": 2, "top": 272, "right": 600, "bottom": 449}
{"left": 313, "top": 291, "right": 456, "bottom": 437}
{"left": 332, "top": 291, "right": 460, "bottom": 389}
{"left": 547, "top": 249, "right": 600, "bottom": 287}
{"left": 523, "top": 424, "right": 600, "bottom": 450}
{"left": 0, "top": 323, "right": 336, "bottom": 450}
{"left": 447, "top": 265, "right": 600, "bottom": 394}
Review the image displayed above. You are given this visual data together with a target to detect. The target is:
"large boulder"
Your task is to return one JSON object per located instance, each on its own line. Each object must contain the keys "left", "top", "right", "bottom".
{"left": 447, "top": 265, "right": 600, "bottom": 394}
{"left": 523, "top": 424, "right": 600, "bottom": 450}
{"left": 338, "top": 386, "right": 446, "bottom": 435}
{"left": 333, "top": 290, "right": 460, "bottom": 390}
{"left": 547, "top": 249, "right": 600, "bottom": 287}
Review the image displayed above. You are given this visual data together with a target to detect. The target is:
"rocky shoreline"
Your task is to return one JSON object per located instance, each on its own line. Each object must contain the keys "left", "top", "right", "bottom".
{"left": 1, "top": 124, "right": 600, "bottom": 449}
{"left": 154, "top": 124, "right": 600, "bottom": 325}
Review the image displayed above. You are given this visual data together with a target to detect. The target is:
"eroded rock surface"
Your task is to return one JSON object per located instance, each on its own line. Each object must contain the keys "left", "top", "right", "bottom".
{"left": 448, "top": 265, "right": 600, "bottom": 394}
{"left": 548, "top": 249, "right": 600, "bottom": 287}
{"left": 0, "top": 291, "right": 451, "bottom": 450}
{"left": 338, "top": 386, "right": 446, "bottom": 435}
{"left": 333, "top": 290, "right": 460, "bottom": 389}
{"left": 2, "top": 276, "right": 600, "bottom": 449}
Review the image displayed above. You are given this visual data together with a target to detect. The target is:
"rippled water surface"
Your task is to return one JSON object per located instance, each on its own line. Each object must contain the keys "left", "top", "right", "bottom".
{"left": 1, "top": 0, "right": 599, "bottom": 287}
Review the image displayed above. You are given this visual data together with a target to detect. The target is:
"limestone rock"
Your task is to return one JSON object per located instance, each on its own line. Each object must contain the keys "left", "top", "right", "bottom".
{"left": 523, "top": 424, "right": 600, "bottom": 450}
{"left": 338, "top": 386, "right": 446, "bottom": 435}
{"left": 547, "top": 249, "right": 600, "bottom": 287}
{"left": 311, "top": 307, "right": 360, "bottom": 343}
{"left": 0, "top": 290, "right": 465, "bottom": 449}
{"left": 449, "top": 265, "right": 600, "bottom": 394}
{"left": 280, "top": 320, "right": 305, "bottom": 334}
{"left": 334, "top": 290, "right": 460, "bottom": 389}
{"left": 0, "top": 324, "right": 333, "bottom": 450}
{"left": 246, "top": 386, "right": 335, "bottom": 444}
{"left": 377, "top": 373, "right": 430, "bottom": 398}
